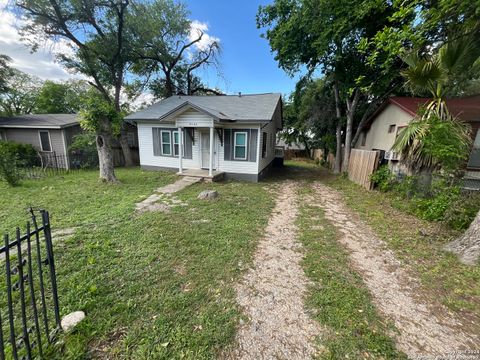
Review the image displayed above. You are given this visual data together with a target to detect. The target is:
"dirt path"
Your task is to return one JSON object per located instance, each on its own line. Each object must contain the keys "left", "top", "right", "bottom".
{"left": 223, "top": 181, "right": 322, "bottom": 360}
{"left": 311, "top": 182, "right": 480, "bottom": 357}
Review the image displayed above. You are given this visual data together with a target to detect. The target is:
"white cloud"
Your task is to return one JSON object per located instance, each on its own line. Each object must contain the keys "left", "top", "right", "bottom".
{"left": 188, "top": 20, "right": 220, "bottom": 52}
{"left": 0, "top": 1, "right": 79, "bottom": 80}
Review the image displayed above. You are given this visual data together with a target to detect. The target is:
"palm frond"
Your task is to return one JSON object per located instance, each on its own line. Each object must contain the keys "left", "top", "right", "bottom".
{"left": 400, "top": 51, "right": 442, "bottom": 96}
{"left": 439, "top": 36, "right": 480, "bottom": 76}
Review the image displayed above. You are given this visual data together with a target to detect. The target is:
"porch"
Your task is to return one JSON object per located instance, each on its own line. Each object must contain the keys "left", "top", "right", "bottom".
{"left": 176, "top": 168, "right": 225, "bottom": 182}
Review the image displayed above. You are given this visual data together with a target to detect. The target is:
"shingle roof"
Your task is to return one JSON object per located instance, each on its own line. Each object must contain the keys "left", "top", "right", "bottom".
{"left": 125, "top": 93, "right": 282, "bottom": 122}
{"left": 377, "top": 95, "right": 480, "bottom": 122}
{"left": 0, "top": 114, "right": 79, "bottom": 128}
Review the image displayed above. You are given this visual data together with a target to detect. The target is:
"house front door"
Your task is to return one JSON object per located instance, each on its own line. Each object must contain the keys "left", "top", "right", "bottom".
{"left": 201, "top": 130, "right": 215, "bottom": 169}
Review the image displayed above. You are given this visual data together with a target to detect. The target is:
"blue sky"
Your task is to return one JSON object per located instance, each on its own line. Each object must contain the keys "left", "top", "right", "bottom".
{"left": 0, "top": 0, "right": 301, "bottom": 98}
{"left": 185, "top": 0, "right": 301, "bottom": 96}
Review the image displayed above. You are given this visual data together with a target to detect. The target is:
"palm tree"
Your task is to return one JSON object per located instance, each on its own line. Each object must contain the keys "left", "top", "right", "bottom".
{"left": 394, "top": 34, "right": 480, "bottom": 264}
{"left": 393, "top": 35, "right": 479, "bottom": 171}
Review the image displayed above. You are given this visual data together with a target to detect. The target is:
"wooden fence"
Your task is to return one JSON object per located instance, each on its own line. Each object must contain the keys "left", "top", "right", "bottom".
{"left": 348, "top": 149, "right": 379, "bottom": 190}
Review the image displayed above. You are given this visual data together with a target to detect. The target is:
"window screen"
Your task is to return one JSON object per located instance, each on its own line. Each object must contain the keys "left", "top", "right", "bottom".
{"left": 39, "top": 131, "right": 51, "bottom": 152}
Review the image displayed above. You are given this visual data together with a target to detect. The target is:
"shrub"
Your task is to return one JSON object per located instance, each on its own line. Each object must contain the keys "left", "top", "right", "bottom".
{"left": 68, "top": 133, "right": 99, "bottom": 169}
{"left": 370, "top": 165, "right": 396, "bottom": 192}
{"left": 443, "top": 191, "right": 480, "bottom": 230}
{"left": 0, "top": 145, "right": 22, "bottom": 186}
{"left": 410, "top": 178, "right": 461, "bottom": 222}
{"left": 0, "top": 141, "right": 39, "bottom": 167}
{"left": 0, "top": 141, "right": 41, "bottom": 186}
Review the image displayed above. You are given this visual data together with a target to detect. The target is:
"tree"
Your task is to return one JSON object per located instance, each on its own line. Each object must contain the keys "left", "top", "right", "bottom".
{"left": 79, "top": 89, "right": 124, "bottom": 182}
{"left": 17, "top": 0, "right": 140, "bottom": 180}
{"left": 390, "top": 34, "right": 480, "bottom": 264}
{"left": 257, "top": 0, "right": 403, "bottom": 173}
{"left": 129, "top": 0, "right": 220, "bottom": 98}
{"left": 35, "top": 80, "right": 89, "bottom": 114}
{"left": 0, "top": 69, "right": 41, "bottom": 116}
{"left": 393, "top": 35, "right": 480, "bottom": 170}
{"left": 282, "top": 78, "right": 338, "bottom": 159}
{"left": 0, "top": 55, "right": 13, "bottom": 95}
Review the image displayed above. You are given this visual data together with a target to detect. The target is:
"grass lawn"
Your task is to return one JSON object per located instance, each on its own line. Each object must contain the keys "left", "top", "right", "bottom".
{"left": 0, "top": 168, "right": 275, "bottom": 359}
{"left": 325, "top": 176, "right": 480, "bottom": 327}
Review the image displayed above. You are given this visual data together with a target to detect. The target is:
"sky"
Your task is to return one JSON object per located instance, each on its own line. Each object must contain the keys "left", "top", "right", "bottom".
{"left": 0, "top": 0, "right": 302, "bottom": 98}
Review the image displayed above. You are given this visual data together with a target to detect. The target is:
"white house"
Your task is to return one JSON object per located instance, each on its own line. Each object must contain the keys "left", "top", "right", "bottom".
{"left": 125, "top": 93, "right": 283, "bottom": 181}
{"left": 356, "top": 95, "right": 480, "bottom": 188}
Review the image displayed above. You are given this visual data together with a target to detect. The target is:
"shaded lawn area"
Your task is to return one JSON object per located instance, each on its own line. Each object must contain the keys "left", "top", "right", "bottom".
{"left": 0, "top": 168, "right": 275, "bottom": 359}
{"left": 325, "top": 176, "right": 480, "bottom": 328}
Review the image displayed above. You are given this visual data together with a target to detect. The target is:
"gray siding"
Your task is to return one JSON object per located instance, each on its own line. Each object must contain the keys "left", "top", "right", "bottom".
{"left": 3, "top": 128, "right": 66, "bottom": 156}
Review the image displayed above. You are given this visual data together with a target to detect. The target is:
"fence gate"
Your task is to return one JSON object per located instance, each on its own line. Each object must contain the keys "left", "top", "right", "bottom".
{"left": 348, "top": 149, "right": 380, "bottom": 190}
{"left": 1, "top": 209, "right": 60, "bottom": 359}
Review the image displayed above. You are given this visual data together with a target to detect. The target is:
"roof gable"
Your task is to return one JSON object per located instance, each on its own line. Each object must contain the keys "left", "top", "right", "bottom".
{"left": 126, "top": 93, "right": 282, "bottom": 122}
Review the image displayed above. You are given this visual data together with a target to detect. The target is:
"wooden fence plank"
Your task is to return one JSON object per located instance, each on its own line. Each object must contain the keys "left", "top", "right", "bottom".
{"left": 348, "top": 149, "right": 379, "bottom": 190}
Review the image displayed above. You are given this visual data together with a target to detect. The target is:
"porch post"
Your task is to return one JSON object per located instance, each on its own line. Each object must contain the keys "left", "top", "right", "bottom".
{"left": 178, "top": 127, "right": 183, "bottom": 174}
{"left": 209, "top": 126, "right": 214, "bottom": 177}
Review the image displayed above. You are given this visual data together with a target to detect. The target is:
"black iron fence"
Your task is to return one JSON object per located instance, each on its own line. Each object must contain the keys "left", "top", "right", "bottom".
{"left": 1, "top": 209, "right": 60, "bottom": 359}
{"left": 20, "top": 152, "right": 99, "bottom": 179}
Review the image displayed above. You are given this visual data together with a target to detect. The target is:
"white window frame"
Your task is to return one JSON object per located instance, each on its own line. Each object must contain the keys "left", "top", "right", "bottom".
{"left": 173, "top": 130, "right": 185, "bottom": 157}
{"left": 160, "top": 130, "right": 172, "bottom": 156}
{"left": 234, "top": 131, "right": 248, "bottom": 160}
{"left": 38, "top": 130, "right": 52, "bottom": 152}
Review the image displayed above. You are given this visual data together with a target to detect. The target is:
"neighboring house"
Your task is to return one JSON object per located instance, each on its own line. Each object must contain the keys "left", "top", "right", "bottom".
{"left": 0, "top": 114, "right": 140, "bottom": 168}
{"left": 0, "top": 114, "right": 82, "bottom": 169}
{"left": 356, "top": 95, "right": 480, "bottom": 186}
{"left": 125, "top": 93, "right": 283, "bottom": 181}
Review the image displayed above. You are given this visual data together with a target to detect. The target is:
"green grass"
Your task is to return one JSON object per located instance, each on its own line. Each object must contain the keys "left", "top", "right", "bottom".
{"left": 297, "top": 184, "right": 405, "bottom": 359}
{"left": 325, "top": 176, "right": 480, "bottom": 324}
{"left": 0, "top": 168, "right": 275, "bottom": 359}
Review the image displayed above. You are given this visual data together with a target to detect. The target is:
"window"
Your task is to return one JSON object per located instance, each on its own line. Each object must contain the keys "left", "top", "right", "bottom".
{"left": 0, "top": 130, "right": 5, "bottom": 141}
{"left": 234, "top": 132, "right": 248, "bottom": 160}
{"left": 361, "top": 131, "right": 367, "bottom": 146}
{"left": 262, "top": 132, "right": 268, "bottom": 158}
{"left": 39, "top": 130, "right": 52, "bottom": 152}
{"left": 173, "top": 131, "right": 185, "bottom": 157}
{"left": 388, "top": 124, "right": 396, "bottom": 133}
{"left": 161, "top": 130, "right": 171, "bottom": 155}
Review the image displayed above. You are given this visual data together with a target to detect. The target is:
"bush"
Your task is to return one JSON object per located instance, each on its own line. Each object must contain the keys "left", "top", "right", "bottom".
{"left": 0, "top": 141, "right": 41, "bottom": 186}
{"left": 410, "top": 178, "right": 460, "bottom": 222}
{"left": 370, "top": 165, "right": 396, "bottom": 192}
{"left": 369, "top": 166, "right": 478, "bottom": 230}
{"left": 68, "top": 133, "right": 99, "bottom": 169}
{"left": 444, "top": 191, "right": 480, "bottom": 230}
{"left": 0, "top": 141, "right": 39, "bottom": 167}
{"left": 0, "top": 145, "right": 22, "bottom": 186}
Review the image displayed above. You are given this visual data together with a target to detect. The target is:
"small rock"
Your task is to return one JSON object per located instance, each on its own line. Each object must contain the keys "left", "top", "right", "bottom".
{"left": 197, "top": 190, "right": 219, "bottom": 200}
{"left": 61, "top": 311, "right": 85, "bottom": 332}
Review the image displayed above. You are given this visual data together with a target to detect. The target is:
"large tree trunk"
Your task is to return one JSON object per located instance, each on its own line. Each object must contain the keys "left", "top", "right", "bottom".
{"left": 119, "top": 125, "right": 135, "bottom": 167}
{"left": 333, "top": 81, "right": 343, "bottom": 174}
{"left": 445, "top": 210, "right": 480, "bottom": 265}
{"left": 343, "top": 89, "right": 360, "bottom": 172}
{"left": 334, "top": 122, "right": 342, "bottom": 173}
{"left": 113, "top": 80, "right": 135, "bottom": 167}
{"left": 96, "top": 118, "right": 118, "bottom": 182}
